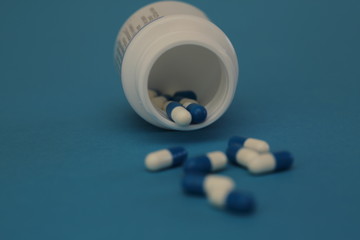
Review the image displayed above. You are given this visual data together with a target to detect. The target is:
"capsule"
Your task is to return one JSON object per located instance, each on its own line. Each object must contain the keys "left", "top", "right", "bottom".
{"left": 248, "top": 151, "right": 294, "bottom": 175}
{"left": 173, "top": 90, "right": 197, "bottom": 101}
{"left": 184, "top": 151, "right": 227, "bottom": 173}
{"left": 151, "top": 95, "right": 168, "bottom": 109}
{"left": 179, "top": 98, "right": 198, "bottom": 105}
{"left": 208, "top": 189, "right": 255, "bottom": 213}
{"left": 229, "top": 136, "right": 270, "bottom": 153}
{"left": 145, "top": 147, "right": 188, "bottom": 171}
{"left": 177, "top": 98, "right": 207, "bottom": 124}
{"left": 182, "top": 101, "right": 207, "bottom": 124}
{"left": 226, "top": 145, "right": 260, "bottom": 168}
{"left": 148, "top": 89, "right": 160, "bottom": 98}
{"left": 182, "top": 174, "right": 235, "bottom": 195}
{"left": 165, "top": 101, "right": 192, "bottom": 126}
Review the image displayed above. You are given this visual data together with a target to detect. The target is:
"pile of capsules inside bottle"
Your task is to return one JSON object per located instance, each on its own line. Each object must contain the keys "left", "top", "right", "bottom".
{"left": 149, "top": 89, "right": 207, "bottom": 126}
{"left": 145, "top": 136, "right": 294, "bottom": 214}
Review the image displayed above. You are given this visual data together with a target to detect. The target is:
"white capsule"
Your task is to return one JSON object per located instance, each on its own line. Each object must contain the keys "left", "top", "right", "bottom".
{"left": 208, "top": 151, "right": 228, "bottom": 171}
{"left": 247, "top": 151, "right": 293, "bottom": 175}
{"left": 165, "top": 101, "right": 191, "bottom": 126}
{"left": 245, "top": 138, "right": 269, "bottom": 153}
{"left": 182, "top": 174, "right": 235, "bottom": 195}
{"left": 145, "top": 147, "right": 188, "bottom": 171}
{"left": 207, "top": 188, "right": 230, "bottom": 209}
{"left": 151, "top": 96, "right": 168, "bottom": 110}
{"left": 179, "top": 98, "right": 198, "bottom": 106}
{"left": 248, "top": 154, "right": 276, "bottom": 174}
{"left": 204, "top": 175, "right": 235, "bottom": 194}
{"left": 171, "top": 107, "right": 191, "bottom": 126}
{"left": 229, "top": 136, "right": 270, "bottom": 153}
{"left": 148, "top": 89, "right": 158, "bottom": 98}
{"left": 226, "top": 145, "right": 260, "bottom": 168}
{"left": 205, "top": 175, "right": 235, "bottom": 208}
{"left": 236, "top": 148, "right": 259, "bottom": 167}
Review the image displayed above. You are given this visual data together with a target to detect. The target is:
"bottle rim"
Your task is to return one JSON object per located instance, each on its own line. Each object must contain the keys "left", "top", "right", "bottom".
{"left": 136, "top": 34, "right": 237, "bottom": 130}
{"left": 121, "top": 15, "right": 238, "bottom": 130}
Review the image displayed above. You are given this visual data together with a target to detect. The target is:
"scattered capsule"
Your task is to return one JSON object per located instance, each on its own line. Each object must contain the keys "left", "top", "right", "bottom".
{"left": 165, "top": 101, "right": 192, "bottom": 126}
{"left": 184, "top": 151, "right": 227, "bottom": 173}
{"left": 248, "top": 151, "right": 294, "bottom": 175}
{"left": 226, "top": 145, "right": 260, "bottom": 168}
{"left": 182, "top": 101, "right": 207, "bottom": 124}
{"left": 229, "top": 136, "right": 270, "bottom": 153}
{"left": 173, "top": 90, "right": 197, "bottom": 100}
{"left": 208, "top": 189, "right": 255, "bottom": 213}
{"left": 145, "top": 147, "right": 188, "bottom": 171}
{"left": 182, "top": 174, "right": 235, "bottom": 195}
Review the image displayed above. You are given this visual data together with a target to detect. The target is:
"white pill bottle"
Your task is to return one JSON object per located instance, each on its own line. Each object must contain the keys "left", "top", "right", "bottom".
{"left": 114, "top": 1, "right": 238, "bottom": 130}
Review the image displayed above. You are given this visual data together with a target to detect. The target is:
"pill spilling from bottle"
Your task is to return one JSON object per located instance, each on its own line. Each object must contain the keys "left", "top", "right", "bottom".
{"left": 148, "top": 89, "right": 207, "bottom": 126}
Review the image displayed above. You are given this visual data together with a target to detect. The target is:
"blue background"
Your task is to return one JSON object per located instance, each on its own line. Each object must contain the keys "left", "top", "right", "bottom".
{"left": 1, "top": 0, "right": 359, "bottom": 239}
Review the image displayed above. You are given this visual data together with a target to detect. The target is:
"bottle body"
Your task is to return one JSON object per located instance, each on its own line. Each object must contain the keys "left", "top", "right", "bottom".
{"left": 114, "top": 1, "right": 239, "bottom": 130}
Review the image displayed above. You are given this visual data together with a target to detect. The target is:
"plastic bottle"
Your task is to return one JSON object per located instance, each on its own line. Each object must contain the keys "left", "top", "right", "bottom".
{"left": 114, "top": 1, "right": 238, "bottom": 130}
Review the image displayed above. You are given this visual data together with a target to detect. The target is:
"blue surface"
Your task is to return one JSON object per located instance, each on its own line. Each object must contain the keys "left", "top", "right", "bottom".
{"left": 0, "top": 0, "right": 360, "bottom": 239}
{"left": 229, "top": 136, "right": 247, "bottom": 146}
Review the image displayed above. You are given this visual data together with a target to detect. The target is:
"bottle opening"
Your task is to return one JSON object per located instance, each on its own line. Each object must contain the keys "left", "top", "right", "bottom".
{"left": 147, "top": 44, "right": 229, "bottom": 126}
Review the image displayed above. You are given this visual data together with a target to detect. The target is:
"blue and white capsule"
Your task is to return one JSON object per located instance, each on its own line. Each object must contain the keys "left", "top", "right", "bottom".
{"left": 229, "top": 136, "right": 270, "bottom": 153}
{"left": 207, "top": 189, "right": 255, "bottom": 213}
{"left": 248, "top": 151, "right": 294, "bottom": 175}
{"left": 145, "top": 147, "right": 188, "bottom": 171}
{"left": 184, "top": 151, "right": 228, "bottom": 173}
{"left": 173, "top": 90, "right": 197, "bottom": 101}
{"left": 182, "top": 174, "right": 235, "bottom": 195}
{"left": 226, "top": 145, "right": 260, "bottom": 168}
{"left": 181, "top": 100, "right": 207, "bottom": 124}
{"left": 165, "top": 101, "right": 192, "bottom": 126}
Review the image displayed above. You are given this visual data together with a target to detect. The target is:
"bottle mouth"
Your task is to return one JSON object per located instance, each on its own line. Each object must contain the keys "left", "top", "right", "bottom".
{"left": 148, "top": 44, "right": 222, "bottom": 105}
{"left": 139, "top": 41, "right": 236, "bottom": 130}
